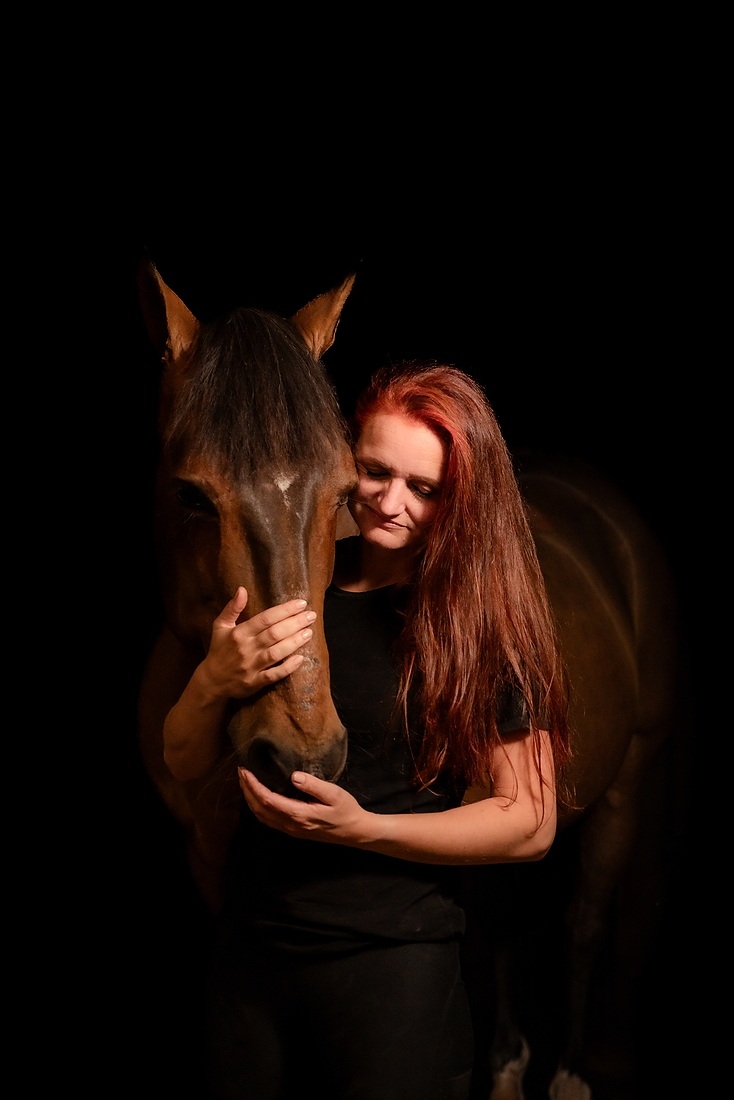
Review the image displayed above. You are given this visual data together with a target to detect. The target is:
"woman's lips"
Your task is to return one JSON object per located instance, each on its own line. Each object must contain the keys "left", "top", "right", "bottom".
{"left": 362, "top": 504, "right": 405, "bottom": 528}
{"left": 352, "top": 499, "right": 407, "bottom": 529}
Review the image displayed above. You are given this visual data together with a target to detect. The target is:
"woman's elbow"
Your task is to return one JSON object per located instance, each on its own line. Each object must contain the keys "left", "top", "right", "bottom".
{"left": 523, "top": 815, "right": 557, "bottom": 861}
{"left": 524, "top": 835, "right": 554, "bottom": 862}
{"left": 163, "top": 746, "right": 186, "bottom": 782}
{"left": 506, "top": 803, "right": 556, "bottom": 862}
{"left": 163, "top": 745, "right": 204, "bottom": 783}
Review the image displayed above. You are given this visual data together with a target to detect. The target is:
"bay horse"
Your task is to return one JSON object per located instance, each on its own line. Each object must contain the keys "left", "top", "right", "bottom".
{"left": 136, "top": 255, "right": 357, "bottom": 911}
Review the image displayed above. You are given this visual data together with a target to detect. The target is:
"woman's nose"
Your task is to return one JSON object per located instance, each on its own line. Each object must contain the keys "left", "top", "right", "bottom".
{"left": 377, "top": 479, "right": 406, "bottom": 516}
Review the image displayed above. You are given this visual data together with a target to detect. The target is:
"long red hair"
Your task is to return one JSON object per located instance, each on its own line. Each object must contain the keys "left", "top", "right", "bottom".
{"left": 354, "top": 363, "right": 571, "bottom": 793}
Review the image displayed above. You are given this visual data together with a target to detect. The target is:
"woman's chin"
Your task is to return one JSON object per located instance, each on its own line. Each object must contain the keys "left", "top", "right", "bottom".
{"left": 367, "top": 530, "right": 405, "bottom": 550}
{"left": 362, "top": 524, "right": 424, "bottom": 555}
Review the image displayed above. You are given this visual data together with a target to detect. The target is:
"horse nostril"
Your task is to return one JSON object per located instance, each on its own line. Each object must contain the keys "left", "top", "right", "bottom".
{"left": 246, "top": 737, "right": 299, "bottom": 796}
{"left": 245, "top": 730, "right": 348, "bottom": 796}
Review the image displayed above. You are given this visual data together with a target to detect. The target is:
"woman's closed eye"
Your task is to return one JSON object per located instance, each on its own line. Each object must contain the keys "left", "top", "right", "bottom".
{"left": 410, "top": 483, "right": 437, "bottom": 498}
{"left": 360, "top": 466, "right": 438, "bottom": 499}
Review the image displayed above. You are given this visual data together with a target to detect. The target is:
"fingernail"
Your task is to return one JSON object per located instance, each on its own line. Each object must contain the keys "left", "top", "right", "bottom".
{"left": 297, "top": 600, "right": 307, "bottom": 607}
{"left": 305, "top": 611, "right": 317, "bottom": 623}
{"left": 292, "top": 772, "right": 305, "bottom": 784}
{"left": 302, "top": 629, "right": 312, "bottom": 640}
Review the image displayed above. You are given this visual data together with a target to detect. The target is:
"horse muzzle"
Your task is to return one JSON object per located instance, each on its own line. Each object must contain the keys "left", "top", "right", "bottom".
{"left": 238, "top": 726, "right": 348, "bottom": 797}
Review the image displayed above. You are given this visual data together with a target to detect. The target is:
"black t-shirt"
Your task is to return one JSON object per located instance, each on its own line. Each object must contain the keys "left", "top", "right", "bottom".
{"left": 223, "top": 544, "right": 529, "bottom": 952}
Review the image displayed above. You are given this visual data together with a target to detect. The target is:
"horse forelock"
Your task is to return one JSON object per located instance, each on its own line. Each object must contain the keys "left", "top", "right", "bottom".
{"left": 163, "top": 306, "right": 347, "bottom": 479}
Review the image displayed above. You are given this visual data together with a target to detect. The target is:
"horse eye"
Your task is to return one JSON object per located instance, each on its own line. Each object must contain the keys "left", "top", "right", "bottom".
{"left": 337, "top": 480, "right": 357, "bottom": 508}
{"left": 175, "top": 482, "right": 218, "bottom": 517}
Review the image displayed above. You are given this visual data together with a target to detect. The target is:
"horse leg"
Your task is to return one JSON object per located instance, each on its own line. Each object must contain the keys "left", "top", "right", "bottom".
{"left": 488, "top": 937, "right": 531, "bottom": 1100}
{"left": 550, "top": 725, "right": 668, "bottom": 1099}
{"left": 462, "top": 865, "right": 532, "bottom": 1100}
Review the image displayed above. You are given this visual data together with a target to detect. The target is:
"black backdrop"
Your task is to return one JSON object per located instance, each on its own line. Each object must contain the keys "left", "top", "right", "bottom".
{"left": 59, "top": 186, "right": 711, "bottom": 1097}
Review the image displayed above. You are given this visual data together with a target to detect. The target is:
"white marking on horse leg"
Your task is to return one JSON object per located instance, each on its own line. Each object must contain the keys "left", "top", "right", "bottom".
{"left": 489, "top": 1037, "right": 530, "bottom": 1100}
{"left": 548, "top": 1067, "right": 592, "bottom": 1100}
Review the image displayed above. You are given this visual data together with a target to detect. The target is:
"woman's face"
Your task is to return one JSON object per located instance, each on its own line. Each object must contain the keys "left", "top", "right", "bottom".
{"left": 349, "top": 412, "right": 447, "bottom": 552}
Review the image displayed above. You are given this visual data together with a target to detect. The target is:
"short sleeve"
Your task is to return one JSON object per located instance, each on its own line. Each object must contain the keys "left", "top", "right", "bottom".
{"left": 495, "top": 683, "right": 531, "bottom": 736}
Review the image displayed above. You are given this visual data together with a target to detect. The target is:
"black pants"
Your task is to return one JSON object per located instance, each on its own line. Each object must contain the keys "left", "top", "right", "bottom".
{"left": 207, "top": 934, "right": 473, "bottom": 1100}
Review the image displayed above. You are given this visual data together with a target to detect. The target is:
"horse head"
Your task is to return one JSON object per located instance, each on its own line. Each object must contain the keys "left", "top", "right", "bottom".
{"left": 138, "top": 256, "right": 357, "bottom": 796}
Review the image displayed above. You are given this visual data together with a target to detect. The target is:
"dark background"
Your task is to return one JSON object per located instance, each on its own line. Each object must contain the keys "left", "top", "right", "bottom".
{"left": 56, "top": 171, "right": 713, "bottom": 1097}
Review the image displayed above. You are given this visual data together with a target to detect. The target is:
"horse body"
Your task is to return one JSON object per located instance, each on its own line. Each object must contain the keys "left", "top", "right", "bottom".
{"left": 522, "top": 454, "right": 676, "bottom": 820}
{"left": 479, "top": 454, "right": 677, "bottom": 1099}
{"left": 137, "top": 256, "right": 356, "bottom": 908}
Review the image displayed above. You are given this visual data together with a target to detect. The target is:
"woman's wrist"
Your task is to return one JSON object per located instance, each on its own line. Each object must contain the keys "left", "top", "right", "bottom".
{"left": 189, "top": 658, "right": 234, "bottom": 707}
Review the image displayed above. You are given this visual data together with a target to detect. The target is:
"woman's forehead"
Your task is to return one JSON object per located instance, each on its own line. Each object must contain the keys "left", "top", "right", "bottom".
{"left": 357, "top": 412, "right": 447, "bottom": 481}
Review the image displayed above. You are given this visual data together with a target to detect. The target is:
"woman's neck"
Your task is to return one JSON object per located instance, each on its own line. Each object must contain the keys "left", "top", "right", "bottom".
{"left": 333, "top": 536, "right": 422, "bottom": 592}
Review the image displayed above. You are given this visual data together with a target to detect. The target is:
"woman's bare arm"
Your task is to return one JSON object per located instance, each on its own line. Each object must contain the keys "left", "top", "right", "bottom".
{"left": 239, "top": 728, "right": 557, "bottom": 865}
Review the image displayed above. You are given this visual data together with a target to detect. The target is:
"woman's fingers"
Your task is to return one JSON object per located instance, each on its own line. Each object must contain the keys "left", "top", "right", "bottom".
{"left": 246, "top": 603, "right": 316, "bottom": 645}
{"left": 290, "top": 772, "right": 335, "bottom": 800}
{"left": 204, "top": 594, "right": 319, "bottom": 698}
{"left": 215, "top": 598, "right": 312, "bottom": 642}
{"left": 238, "top": 607, "right": 318, "bottom": 673}
{"left": 238, "top": 769, "right": 375, "bottom": 849}
{"left": 238, "top": 768, "right": 311, "bottom": 828}
{"left": 212, "top": 586, "right": 250, "bottom": 630}
{"left": 229, "top": 627, "right": 312, "bottom": 695}
{"left": 257, "top": 650, "right": 306, "bottom": 685}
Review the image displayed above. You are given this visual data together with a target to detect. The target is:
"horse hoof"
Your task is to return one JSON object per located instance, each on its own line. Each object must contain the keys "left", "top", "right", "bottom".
{"left": 489, "top": 1037, "right": 530, "bottom": 1100}
{"left": 548, "top": 1067, "right": 592, "bottom": 1100}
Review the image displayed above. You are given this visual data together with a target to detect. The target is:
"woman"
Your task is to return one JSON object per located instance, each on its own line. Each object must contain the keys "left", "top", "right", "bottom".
{"left": 164, "top": 363, "right": 570, "bottom": 1100}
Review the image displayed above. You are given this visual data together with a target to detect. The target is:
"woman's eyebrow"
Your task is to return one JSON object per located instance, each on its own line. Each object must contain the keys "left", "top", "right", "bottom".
{"left": 356, "top": 454, "right": 388, "bottom": 469}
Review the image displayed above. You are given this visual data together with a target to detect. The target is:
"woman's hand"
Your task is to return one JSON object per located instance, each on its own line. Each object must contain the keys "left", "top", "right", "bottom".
{"left": 239, "top": 769, "right": 382, "bottom": 849}
{"left": 163, "top": 589, "right": 317, "bottom": 783}
{"left": 197, "top": 588, "right": 317, "bottom": 702}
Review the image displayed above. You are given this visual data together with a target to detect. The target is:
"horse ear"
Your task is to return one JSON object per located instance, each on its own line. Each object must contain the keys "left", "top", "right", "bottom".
{"left": 290, "top": 272, "right": 356, "bottom": 360}
{"left": 137, "top": 253, "right": 199, "bottom": 365}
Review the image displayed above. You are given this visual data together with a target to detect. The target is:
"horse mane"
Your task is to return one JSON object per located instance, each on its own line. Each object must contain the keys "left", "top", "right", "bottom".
{"left": 164, "top": 307, "right": 346, "bottom": 474}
